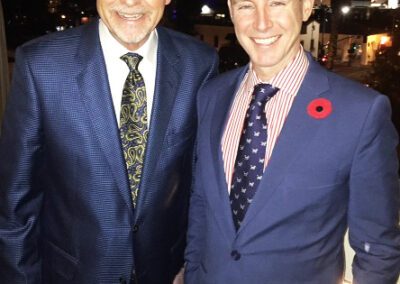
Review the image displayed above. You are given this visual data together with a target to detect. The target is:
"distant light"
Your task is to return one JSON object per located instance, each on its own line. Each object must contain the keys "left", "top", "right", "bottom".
{"left": 55, "top": 26, "right": 65, "bottom": 31}
{"left": 388, "top": 0, "right": 398, "bottom": 9}
{"left": 380, "top": 36, "right": 390, "bottom": 45}
{"left": 81, "top": 11, "right": 85, "bottom": 15}
{"left": 201, "top": 5, "right": 214, "bottom": 15}
{"left": 61, "top": 14, "right": 67, "bottom": 19}
{"left": 341, "top": 6, "right": 350, "bottom": 15}
{"left": 81, "top": 17, "right": 89, "bottom": 24}
{"left": 215, "top": 13, "right": 226, "bottom": 19}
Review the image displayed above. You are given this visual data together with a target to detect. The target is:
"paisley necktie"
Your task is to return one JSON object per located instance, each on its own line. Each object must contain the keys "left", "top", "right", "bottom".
{"left": 120, "top": 53, "right": 148, "bottom": 208}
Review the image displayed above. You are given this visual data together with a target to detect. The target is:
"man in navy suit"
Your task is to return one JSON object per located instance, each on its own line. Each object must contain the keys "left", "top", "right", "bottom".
{"left": 0, "top": 0, "right": 218, "bottom": 283}
{"left": 185, "top": 0, "right": 400, "bottom": 283}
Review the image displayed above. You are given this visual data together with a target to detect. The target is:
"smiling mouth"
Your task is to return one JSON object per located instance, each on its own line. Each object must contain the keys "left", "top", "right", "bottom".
{"left": 253, "top": 35, "right": 281, "bottom": 46}
{"left": 118, "top": 12, "right": 144, "bottom": 20}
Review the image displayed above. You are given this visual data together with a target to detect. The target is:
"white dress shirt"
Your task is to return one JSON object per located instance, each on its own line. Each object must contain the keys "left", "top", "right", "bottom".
{"left": 98, "top": 19, "right": 158, "bottom": 126}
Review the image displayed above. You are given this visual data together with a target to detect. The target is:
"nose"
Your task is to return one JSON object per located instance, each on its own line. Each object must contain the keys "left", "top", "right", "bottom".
{"left": 254, "top": 7, "right": 273, "bottom": 31}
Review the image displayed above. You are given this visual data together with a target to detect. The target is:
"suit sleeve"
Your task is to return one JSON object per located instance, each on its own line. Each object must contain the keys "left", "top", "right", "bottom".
{"left": 184, "top": 138, "right": 207, "bottom": 282}
{"left": 184, "top": 77, "right": 216, "bottom": 282}
{"left": 0, "top": 47, "right": 44, "bottom": 283}
{"left": 348, "top": 94, "right": 400, "bottom": 284}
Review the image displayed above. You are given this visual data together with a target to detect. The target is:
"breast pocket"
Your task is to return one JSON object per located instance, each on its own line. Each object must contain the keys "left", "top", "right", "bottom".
{"left": 166, "top": 126, "right": 195, "bottom": 148}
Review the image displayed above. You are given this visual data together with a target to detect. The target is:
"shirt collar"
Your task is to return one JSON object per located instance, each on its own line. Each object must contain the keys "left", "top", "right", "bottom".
{"left": 99, "top": 18, "right": 158, "bottom": 66}
{"left": 248, "top": 45, "right": 309, "bottom": 97}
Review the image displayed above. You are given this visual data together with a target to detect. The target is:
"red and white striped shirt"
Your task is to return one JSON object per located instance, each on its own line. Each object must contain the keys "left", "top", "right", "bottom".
{"left": 221, "top": 47, "right": 309, "bottom": 191}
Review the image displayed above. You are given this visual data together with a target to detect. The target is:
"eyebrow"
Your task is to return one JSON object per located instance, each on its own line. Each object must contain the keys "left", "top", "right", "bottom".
{"left": 232, "top": 0, "right": 291, "bottom": 4}
{"left": 231, "top": 0, "right": 251, "bottom": 4}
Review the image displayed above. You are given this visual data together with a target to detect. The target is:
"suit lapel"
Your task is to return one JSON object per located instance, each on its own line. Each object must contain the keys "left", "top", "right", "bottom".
{"left": 134, "top": 27, "right": 181, "bottom": 219}
{"left": 76, "top": 21, "right": 134, "bottom": 216}
{"left": 238, "top": 57, "right": 331, "bottom": 233}
{"left": 207, "top": 67, "right": 249, "bottom": 238}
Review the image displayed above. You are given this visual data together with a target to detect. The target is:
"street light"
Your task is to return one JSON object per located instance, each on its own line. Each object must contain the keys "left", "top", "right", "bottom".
{"left": 341, "top": 6, "right": 350, "bottom": 15}
{"left": 201, "top": 5, "right": 214, "bottom": 15}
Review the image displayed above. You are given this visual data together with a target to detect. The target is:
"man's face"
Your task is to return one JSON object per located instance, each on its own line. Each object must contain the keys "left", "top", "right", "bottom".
{"left": 228, "top": 0, "right": 313, "bottom": 81}
{"left": 97, "top": 0, "right": 171, "bottom": 51}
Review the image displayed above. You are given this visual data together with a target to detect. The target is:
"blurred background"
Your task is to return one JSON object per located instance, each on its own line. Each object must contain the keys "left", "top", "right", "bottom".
{"left": 1, "top": 0, "right": 400, "bottom": 283}
{"left": 2, "top": 0, "right": 400, "bottom": 147}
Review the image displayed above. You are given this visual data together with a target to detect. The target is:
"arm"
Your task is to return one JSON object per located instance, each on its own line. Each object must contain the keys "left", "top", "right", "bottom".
{"left": 178, "top": 48, "right": 218, "bottom": 283}
{"left": 0, "top": 47, "right": 44, "bottom": 283}
{"left": 184, "top": 139, "right": 207, "bottom": 282}
{"left": 348, "top": 95, "right": 400, "bottom": 284}
{"left": 184, "top": 73, "right": 217, "bottom": 282}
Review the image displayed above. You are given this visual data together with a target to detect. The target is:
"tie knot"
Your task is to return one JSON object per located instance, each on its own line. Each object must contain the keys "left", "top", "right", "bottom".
{"left": 121, "top": 52, "right": 143, "bottom": 72}
{"left": 252, "top": 83, "right": 279, "bottom": 104}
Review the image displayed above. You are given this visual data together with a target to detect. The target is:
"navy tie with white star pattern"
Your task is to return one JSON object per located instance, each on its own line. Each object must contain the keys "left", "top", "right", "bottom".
{"left": 230, "top": 83, "right": 279, "bottom": 230}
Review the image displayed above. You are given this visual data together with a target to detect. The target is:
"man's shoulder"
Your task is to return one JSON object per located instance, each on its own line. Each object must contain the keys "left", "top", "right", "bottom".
{"left": 17, "top": 22, "right": 93, "bottom": 58}
{"left": 326, "top": 67, "right": 381, "bottom": 102}
{"left": 306, "top": 58, "right": 382, "bottom": 103}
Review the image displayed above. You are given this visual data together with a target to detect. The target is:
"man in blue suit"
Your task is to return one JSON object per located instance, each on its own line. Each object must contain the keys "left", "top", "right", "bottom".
{"left": 185, "top": 0, "right": 400, "bottom": 283}
{"left": 0, "top": 0, "right": 218, "bottom": 283}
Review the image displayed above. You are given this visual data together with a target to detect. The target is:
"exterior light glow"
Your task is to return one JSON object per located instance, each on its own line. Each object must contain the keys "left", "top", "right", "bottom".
{"left": 61, "top": 14, "right": 67, "bottom": 19}
{"left": 201, "top": 5, "right": 214, "bottom": 15}
{"left": 341, "top": 6, "right": 350, "bottom": 15}
{"left": 388, "top": 0, "right": 398, "bottom": 9}
{"left": 380, "top": 36, "right": 389, "bottom": 45}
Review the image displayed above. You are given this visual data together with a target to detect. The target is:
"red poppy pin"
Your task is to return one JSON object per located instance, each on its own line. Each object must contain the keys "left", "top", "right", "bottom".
{"left": 307, "top": 98, "right": 332, "bottom": 119}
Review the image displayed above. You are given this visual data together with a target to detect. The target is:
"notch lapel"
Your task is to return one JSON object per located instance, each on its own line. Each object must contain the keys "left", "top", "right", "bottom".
{"left": 206, "top": 67, "right": 249, "bottom": 238}
{"left": 76, "top": 21, "right": 134, "bottom": 216}
{"left": 133, "top": 28, "right": 181, "bottom": 219}
{"left": 238, "top": 58, "right": 331, "bottom": 233}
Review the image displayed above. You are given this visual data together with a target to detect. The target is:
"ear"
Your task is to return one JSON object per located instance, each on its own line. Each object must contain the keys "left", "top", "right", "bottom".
{"left": 227, "top": 0, "right": 234, "bottom": 22}
{"left": 302, "top": 0, "right": 314, "bottom": 21}
{"left": 165, "top": 0, "right": 171, "bottom": 5}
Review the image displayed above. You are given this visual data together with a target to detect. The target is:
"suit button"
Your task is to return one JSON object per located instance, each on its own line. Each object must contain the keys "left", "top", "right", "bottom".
{"left": 231, "top": 250, "right": 241, "bottom": 261}
{"left": 132, "top": 225, "right": 139, "bottom": 232}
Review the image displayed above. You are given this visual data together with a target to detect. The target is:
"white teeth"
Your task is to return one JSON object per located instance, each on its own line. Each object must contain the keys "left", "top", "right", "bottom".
{"left": 254, "top": 36, "right": 280, "bottom": 45}
{"left": 119, "top": 13, "right": 143, "bottom": 20}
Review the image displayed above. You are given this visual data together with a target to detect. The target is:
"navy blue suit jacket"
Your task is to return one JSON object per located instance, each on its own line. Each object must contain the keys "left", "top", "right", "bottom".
{"left": 0, "top": 20, "right": 218, "bottom": 283}
{"left": 185, "top": 54, "right": 400, "bottom": 284}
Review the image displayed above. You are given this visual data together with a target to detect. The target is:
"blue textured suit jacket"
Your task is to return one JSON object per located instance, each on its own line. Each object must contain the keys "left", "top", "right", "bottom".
{"left": 0, "top": 20, "right": 218, "bottom": 283}
{"left": 185, "top": 54, "right": 400, "bottom": 284}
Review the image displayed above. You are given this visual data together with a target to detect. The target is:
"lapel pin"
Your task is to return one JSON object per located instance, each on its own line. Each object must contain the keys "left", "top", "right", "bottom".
{"left": 307, "top": 98, "right": 332, "bottom": 119}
